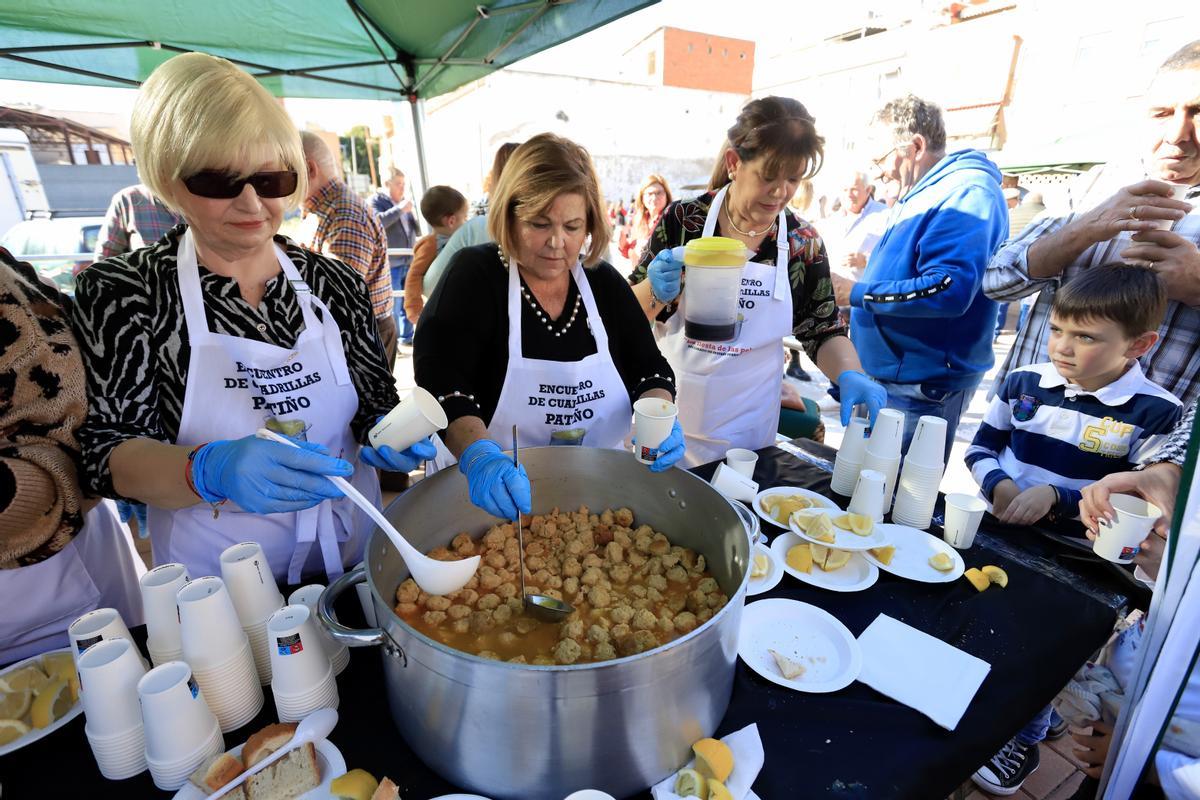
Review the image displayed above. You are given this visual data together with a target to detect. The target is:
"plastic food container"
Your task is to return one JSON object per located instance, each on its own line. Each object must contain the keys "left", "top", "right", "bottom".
{"left": 682, "top": 236, "right": 748, "bottom": 341}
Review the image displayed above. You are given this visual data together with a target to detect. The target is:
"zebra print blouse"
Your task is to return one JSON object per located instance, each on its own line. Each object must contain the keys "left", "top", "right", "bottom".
{"left": 68, "top": 225, "right": 399, "bottom": 499}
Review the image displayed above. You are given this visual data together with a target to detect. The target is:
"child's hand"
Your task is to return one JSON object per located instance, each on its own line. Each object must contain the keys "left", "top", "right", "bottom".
{"left": 991, "top": 479, "right": 1021, "bottom": 518}
{"left": 998, "top": 484, "right": 1056, "bottom": 525}
{"left": 1071, "top": 719, "right": 1113, "bottom": 779}
{"left": 1132, "top": 529, "right": 1168, "bottom": 581}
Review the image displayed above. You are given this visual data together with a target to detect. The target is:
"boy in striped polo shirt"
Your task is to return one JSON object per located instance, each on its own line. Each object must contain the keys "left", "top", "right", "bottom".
{"left": 966, "top": 263, "right": 1182, "bottom": 530}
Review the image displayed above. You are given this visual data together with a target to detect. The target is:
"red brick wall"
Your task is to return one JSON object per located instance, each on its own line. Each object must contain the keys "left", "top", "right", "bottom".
{"left": 661, "top": 28, "right": 754, "bottom": 95}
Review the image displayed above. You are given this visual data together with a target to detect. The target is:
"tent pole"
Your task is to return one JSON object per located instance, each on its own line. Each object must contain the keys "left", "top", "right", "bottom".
{"left": 409, "top": 97, "right": 430, "bottom": 198}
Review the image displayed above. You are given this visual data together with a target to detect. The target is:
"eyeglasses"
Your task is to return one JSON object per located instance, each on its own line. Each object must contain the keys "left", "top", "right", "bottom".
{"left": 871, "top": 141, "right": 913, "bottom": 167}
{"left": 182, "top": 169, "right": 298, "bottom": 199}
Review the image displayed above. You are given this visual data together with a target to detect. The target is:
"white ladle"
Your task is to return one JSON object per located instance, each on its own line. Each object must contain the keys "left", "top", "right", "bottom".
{"left": 255, "top": 428, "right": 480, "bottom": 596}
{"left": 206, "top": 707, "right": 338, "bottom": 799}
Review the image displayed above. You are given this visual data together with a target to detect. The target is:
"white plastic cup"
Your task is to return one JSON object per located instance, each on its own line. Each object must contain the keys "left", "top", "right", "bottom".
{"left": 188, "top": 639, "right": 264, "bottom": 731}
{"left": 632, "top": 397, "right": 678, "bottom": 465}
{"left": 144, "top": 721, "right": 222, "bottom": 791}
{"left": 906, "top": 415, "right": 948, "bottom": 467}
{"left": 848, "top": 469, "right": 888, "bottom": 522}
{"left": 709, "top": 463, "right": 759, "bottom": 503}
{"left": 137, "top": 661, "right": 222, "bottom": 764}
{"left": 273, "top": 671, "right": 339, "bottom": 723}
{"left": 862, "top": 448, "right": 900, "bottom": 509}
{"left": 140, "top": 563, "right": 189, "bottom": 656}
{"left": 831, "top": 417, "right": 870, "bottom": 496}
{"left": 1153, "top": 184, "right": 1195, "bottom": 229}
{"left": 219, "top": 542, "right": 285, "bottom": 626}
{"left": 944, "top": 494, "right": 987, "bottom": 549}
{"left": 1093, "top": 494, "right": 1162, "bottom": 563}
{"left": 177, "top": 577, "right": 248, "bottom": 670}
{"left": 77, "top": 638, "right": 146, "bottom": 736}
{"left": 267, "top": 605, "right": 332, "bottom": 695}
{"left": 86, "top": 723, "right": 147, "bottom": 780}
{"left": 147, "top": 643, "right": 184, "bottom": 669}
{"left": 725, "top": 448, "right": 758, "bottom": 478}
{"left": 69, "top": 608, "right": 140, "bottom": 673}
{"left": 243, "top": 618, "right": 274, "bottom": 685}
{"left": 368, "top": 386, "right": 448, "bottom": 452}
{"left": 289, "top": 585, "right": 350, "bottom": 677}
{"left": 866, "top": 408, "right": 905, "bottom": 460}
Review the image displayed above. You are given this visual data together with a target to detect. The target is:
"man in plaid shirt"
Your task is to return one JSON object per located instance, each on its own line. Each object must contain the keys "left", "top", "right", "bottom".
{"left": 94, "top": 184, "right": 181, "bottom": 260}
{"left": 300, "top": 132, "right": 397, "bottom": 368}
{"left": 985, "top": 40, "right": 1200, "bottom": 407}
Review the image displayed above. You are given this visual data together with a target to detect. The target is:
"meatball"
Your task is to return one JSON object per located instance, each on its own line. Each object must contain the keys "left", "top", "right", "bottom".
{"left": 515, "top": 617, "right": 539, "bottom": 635}
{"left": 646, "top": 587, "right": 664, "bottom": 604}
{"left": 679, "top": 549, "right": 698, "bottom": 570}
{"left": 608, "top": 564, "right": 632, "bottom": 584}
{"left": 582, "top": 554, "right": 604, "bottom": 570}
{"left": 450, "top": 618, "right": 470, "bottom": 634}
{"left": 563, "top": 576, "right": 580, "bottom": 597}
{"left": 479, "top": 572, "right": 503, "bottom": 591}
{"left": 657, "top": 614, "right": 676, "bottom": 635}
{"left": 707, "top": 593, "right": 728, "bottom": 610}
{"left": 674, "top": 612, "right": 699, "bottom": 633}
{"left": 482, "top": 528, "right": 505, "bottom": 549}
{"left": 660, "top": 553, "right": 680, "bottom": 569}
{"left": 450, "top": 533, "right": 477, "bottom": 556}
{"left": 587, "top": 624, "right": 610, "bottom": 645}
{"left": 594, "top": 525, "right": 615, "bottom": 546}
{"left": 627, "top": 551, "right": 648, "bottom": 568}
{"left": 697, "top": 577, "right": 719, "bottom": 595}
{"left": 484, "top": 551, "right": 507, "bottom": 570}
{"left": 697, "top": 609, "right": 713, "bottom": 624}
{"left": 628, "top": 585, "right": 648, "bottom": 599}
{"left": 469, "top": 609, "right": 494, "bottom": 633}
{"left": 667, "top": 594, "right": 687, "bottom": 614}
{"left": 493, "top": 604, "right": 514, "bottom": 624}
{"left": 477, "top": 593, "right": 501, "bottom": 611}
{"left": 647, "top": 574, "right": 668, "bottom": 591}
{"left": 632, "top": 608, "right": 658, "bottom": 631}
{"left": 554, "top": 638, "right": 583, "bottom": 665}
{"left": 665, "top": 565, "right": 689, "bottom": 584}
{"left": 396, "top": 578, "right": 420, "bottom": 604}
{"left": 563, "top": 557, "right": 582, "bottom": 578}
{"left": 615, "top": 632, "right": 639, "bottom": 657}
{"left": 633, "top": 629, "right": 658, "bottom": 652}
{"left": 614, "top": 508, "right": 634, "bottom": 527}
{"left": 428, "top": 546, "right": 454, "bottom": 561}
{"left": 395, "top": 602, "right": 419, "bottom": 617}
{"left": 498, "top": 631, "right": 518, "bottom": 648}
{"left": 495, "top": 582, "right": 518, "bottom": 600}
{"left": 426, "top": 596, "right": 451, "bottom": 612}
{"left": 422, "top": 610, "right": 447, "bottom": 626}
{"left": 561, "top": 619, "right": 585, "bottom": 641}
{"left": 594, "top": 642, "right": 617, "bottom": 661}
{"left": 686, "top": 589, "right": 707, "bottom": 614}
{"left": 581, "top": 567, "right": 604, "bottom": 587}
{"left": 604, "top": 542, "right": 625, "bottom": 564}
{"left": 648, "top": 534, "right": 671, "bottom": 556}
{"left": 610, "top": 605, "right": 635, "bottom": 625}
{"left": 447, "top": 604, "right": 471, "bottom": 621}
{"left": 587, "top": 585, "right": 611, "bottom": 608}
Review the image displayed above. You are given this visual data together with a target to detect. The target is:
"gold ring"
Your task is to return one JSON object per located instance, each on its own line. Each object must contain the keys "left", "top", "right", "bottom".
{"left": 1130, "top": 205, "right": 1138, "bottom": 220}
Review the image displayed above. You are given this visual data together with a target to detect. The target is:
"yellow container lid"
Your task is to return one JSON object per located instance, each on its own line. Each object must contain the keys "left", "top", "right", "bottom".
{"left": 683, "top": 236, "right": 748, "bottom": 268}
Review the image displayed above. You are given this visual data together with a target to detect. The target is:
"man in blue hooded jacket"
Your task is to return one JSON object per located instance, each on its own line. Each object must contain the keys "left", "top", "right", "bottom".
{"left": 851, "top": 94, "right": 1008, "bottom": 459}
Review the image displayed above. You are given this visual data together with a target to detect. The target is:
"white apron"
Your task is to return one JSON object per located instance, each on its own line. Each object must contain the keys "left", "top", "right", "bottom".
{"left": 147, "top": 230, "right": 380, "bottom": 585}
{"left": 431, "top": 259, "right": 632, "bottom": 470}
{"left": 0, "top": 500, "right": 145, "bottom": 664}
{"left": 661, "top": 186, "right": 793, "bottom": 466}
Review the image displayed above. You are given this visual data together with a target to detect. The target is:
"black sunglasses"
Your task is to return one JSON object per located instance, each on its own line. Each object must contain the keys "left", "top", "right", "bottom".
{"left": 182, "top": 169, "right": 298, "bottom": 199}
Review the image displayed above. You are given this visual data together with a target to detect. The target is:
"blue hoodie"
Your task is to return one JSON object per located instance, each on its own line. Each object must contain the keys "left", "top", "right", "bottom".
{"left": 849, "top": 149, "right": 1007, "bottom": 391}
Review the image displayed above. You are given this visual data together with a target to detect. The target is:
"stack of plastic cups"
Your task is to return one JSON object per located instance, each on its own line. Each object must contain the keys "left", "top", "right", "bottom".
{"left": 288, "top": 585, "right": 350, "bottom": 676}
{"left": 138, "top": 661, "right": 224, "bottom": 791}
{"left": 219, "top": 542, "right": 285, "bottom": 686}
{"left": 139, "top": 563, "right": 190, "bottom": 666}
{"left": 830, "top": 418, "right": 869, "bottom": 496}
{"left": 78, "top": 638, "right": 148, "bottom": 780}
{"left": 891, "top": 416, "right": 948, "bottom": 530}
{"left": 267, "top": 604, "right": 340, "bottom": 723}
{"left": 69, "top": 607, "right": 147, "bottom": 674}
{"left": 847, "top": 469, "right": 889, "bottom": 523}
{"left": 177, "top": 576, "right": 264, "bottom": 732}
{"left": 862, "top": 409, "right": 904, "bottom": 512}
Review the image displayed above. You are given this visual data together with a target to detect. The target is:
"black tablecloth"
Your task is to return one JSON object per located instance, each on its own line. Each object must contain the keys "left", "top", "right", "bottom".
{"left": 1, "top": 443, "right": 1125, "bottom": 800}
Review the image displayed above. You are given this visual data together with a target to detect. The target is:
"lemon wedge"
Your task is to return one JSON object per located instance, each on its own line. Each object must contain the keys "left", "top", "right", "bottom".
{"left": 30, "top": 678, "right": 72, "bottom": 729}
{"left": 0, "top": 664, "right": 51, "bottom": 695}
{"left": 707, "top": 780, "right": 734, "bottom": 800}
{"left": 330, "top": 768, "right": 379, "bottom": 800}
{"left": 786, "top": 544, "right": 812, "bottom": 574}
{"left": 674, "top": 767, "right": 709, "bottom": 798}
{"left": 805, "top": 513, "right": 837, "bottom": 543}
{"left": 0, "top": 719, "right": 30, "bottom": 746}
{"left": 693, "top": 737, "right": 734, "bottom": 783}
{"left": 928, "top": 552, "right": 954, "bottom": 572}
{"left": 964, "top": 567, "right": 991, "bottom": 592}
{"left": 0, "top": 689, "right": 31, "bottom": 721}
{"left": 848, "top": 513, "right": 874, "bottom": 536}
{"left": 40, "top": 652, "right": 78, "bottom": 701}
{"left": 750, "top": 553, "right": 770, "bottom": 579}
{"left": 819, "top": 549, "right": 852, "bottom": 572}
{"left": 981, "top": 565, "right": 1009, "bottom": 588}
{"left": 832, "top": 513, "right": 853, "bottom": 530}
{"left": 870, "top": 545, "right": 896, "bottom": 565}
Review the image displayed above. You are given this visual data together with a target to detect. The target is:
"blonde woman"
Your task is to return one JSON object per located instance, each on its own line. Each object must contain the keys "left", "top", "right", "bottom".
{"left": 618, "top": 173, "right": 672, "bottom": 265}
{"left": 69, "top": 53, "right": 434, "bottom": 584}
{"left": 414, "top": 134, "right": 682, "bottom": 519}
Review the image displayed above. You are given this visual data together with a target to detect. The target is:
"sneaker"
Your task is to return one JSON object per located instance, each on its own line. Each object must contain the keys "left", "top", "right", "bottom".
{"left": 971, "top": 737, "right": 1040, "bottom": 796}
{"left": 1046, "top": 710, "right": 1068, "bottom": 740}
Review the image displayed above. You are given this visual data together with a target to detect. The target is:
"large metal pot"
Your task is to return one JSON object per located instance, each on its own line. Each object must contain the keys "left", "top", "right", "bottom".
{"left": 319, "top": 447, "right": 751, "bottom": 800}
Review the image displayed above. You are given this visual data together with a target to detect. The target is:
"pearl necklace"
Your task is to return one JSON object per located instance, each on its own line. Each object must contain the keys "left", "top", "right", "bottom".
{"left": 499, "top": 247, "right": 582, "bottom": 338}
{"left": 723, "top": 201, "right": 776, "bottom": 239}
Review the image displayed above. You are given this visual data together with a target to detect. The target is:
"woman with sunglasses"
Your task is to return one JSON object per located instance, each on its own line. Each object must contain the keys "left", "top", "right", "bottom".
{"left": 69, "top": 53, "right": 431, "bottom": 584}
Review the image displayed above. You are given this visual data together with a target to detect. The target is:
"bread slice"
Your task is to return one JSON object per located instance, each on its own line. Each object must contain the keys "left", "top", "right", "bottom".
{"left": 372, "top": 777, "right": 401, "bottom": 800}
{"left": 243, "top": 722, "right": 298, "bottom": 768}
{"left": 189, "top": 752, "right": 246, "bottom": 798}
{"left": 245, "top": 740, "right": 320, "bottom": 800}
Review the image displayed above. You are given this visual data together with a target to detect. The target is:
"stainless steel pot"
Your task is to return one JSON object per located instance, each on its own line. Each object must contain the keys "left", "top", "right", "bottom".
{"left": 319, "top": 447, "right": 750, "bottom": 800}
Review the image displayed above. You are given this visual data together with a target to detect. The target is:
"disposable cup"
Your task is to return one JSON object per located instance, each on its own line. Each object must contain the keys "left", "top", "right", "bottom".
{"left": 177, "top": 577, "right": 247, "bottom": 670}
{"left": 632, "top": 397, "right": 677, "bottom": 465}
{"left": 1153, "top": 184, "right": 1196, "bottom": 229}
{"left": 725, "top": 448, "right": 758, "bottom": 478}
{"left": 86, "top": 724, "right": 147, "bottom": 780}
{"left": 892, "top": 489, "right": 937, "bottom": 530}
{"left": 1093, "top": 494, "right": 1162, "bottom": 563}
{"left": 289, "top": 585, "right": 351, "bottom": 677}
{"left": 189, "top": 639, "right": 264, "bottom": 732}
{"left": 69, "top": 608, "right": 137, "bottom": 670}
{"left": 147, "top": 642, "right": 183, "bottom": 668}
{"left": 709, "top": 463, "right": 758, "bottom": 503}
{"left": 905, "top": 415, "right": 948, "bottom": 467}
{"left": 944, "top": 494, "right": 987, "bottom": 549}
{"left": 848, "top": 469, "right": 888, "bottom": 522}
{"left": 862, "top": 448, "right": 900, "bottom": 508}
{"left": 267, "top": 604, "right": 332, "bottom": 695}
{"left": 219, "top": 542, "right": 285, "bottom": 626}
{"left": 145, "top": 722, "right": 222, "bottom": 791}
{"left": 831, "top": 418, "right": 870, "bottom": 495}
{"left": 139, "top": 563, "right": 189, "bottom": 655}
{"left": 368, "top": 386, "right": 448, "bottom": 452}
{"left": 866, "top": 408, "right": 904, "bottom": 461}
{"left": 273, "top": 669, "right": 339, "bottom": 723}
{"left": 137, "top": 661, "right": 221, "bottom": 764}
{"left": 353, "top": 561, "right": 378, "bottom": 627}
{"left": 244, "top": 619, "right": 274, "bottom": 685}
{"left": 77, "top": 638, "right": 146, "bottom": 736}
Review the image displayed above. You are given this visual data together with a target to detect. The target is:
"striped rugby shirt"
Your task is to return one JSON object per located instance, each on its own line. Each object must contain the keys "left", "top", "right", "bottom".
{"left": 965, "top": 361, "right": 1182, "bottom": 520}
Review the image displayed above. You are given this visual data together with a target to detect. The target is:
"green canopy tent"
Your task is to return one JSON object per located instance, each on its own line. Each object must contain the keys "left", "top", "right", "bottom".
{"left": 0, "top": 0, "right": 656, "bottom": 186}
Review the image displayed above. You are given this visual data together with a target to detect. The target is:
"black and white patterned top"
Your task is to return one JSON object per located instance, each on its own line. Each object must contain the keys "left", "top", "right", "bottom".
{"left": 69, "top": 225, "right": 399, "bottom": 499}
{"left": 1152, "top": 401, "right": 1196, "bottom": 467}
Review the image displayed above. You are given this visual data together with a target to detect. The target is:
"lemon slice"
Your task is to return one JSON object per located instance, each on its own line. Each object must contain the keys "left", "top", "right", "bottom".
{"left": 674, "top": 767, "right": 709, "bottom": 799}
{"left": 832, "top": 513, "right": 853, "bottom": 531}
{"left": 330, "top": 768, "right": 379, "bottom": 800}
{"left": 0, "top": 664, "right": 51, "bottom": 695}
{"left": 39, "top": 653, "right": 78, "bottom": 701}
{"left": 819, "top": 549, "right": 852, "bottom": 572}
{"left": 870, "top": 545, "right": 896, "bottom": 565}
{"left": 964, "top": 567, "right": 991, "bottom": 592}
{"left": 786, "top": 544, "right": 812, "bottom": 574}
{"left": 708, "top": 779, "right": 734, "bottom": 800}
{"left": 0, "top": 719, "right": 30, "bottom": 746}
{"left": 0, "top": 689, "right": 31, "bottom": 721}
{"left": 30, "top": 678, "right": 72, "bottom": 729}
{"left": 805, "top": 513, "right": 837, "bottom": 543}
{"left": 848, "top": 513, "right": 874, "bottom": 536}
{"left": 693, "top": 737, "right": 734, "bottom": 782}
{"left": 981, "top": 565, "right": 1009, "bottom": 588}
{"left": 750, "top": 553, "right": 770, "bottom": 579}
{"left": 928, "top": 552, "right": 954, "bottom": 572}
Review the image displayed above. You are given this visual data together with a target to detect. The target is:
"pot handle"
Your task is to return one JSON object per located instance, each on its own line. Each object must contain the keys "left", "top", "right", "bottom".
{"left": 317, "top": 567, "right": 386, "bottom": 648}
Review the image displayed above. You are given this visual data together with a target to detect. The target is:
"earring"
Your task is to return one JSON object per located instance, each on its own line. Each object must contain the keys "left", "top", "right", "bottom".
{"left": 728, "top": 172, "right": 734, "bottom": 180}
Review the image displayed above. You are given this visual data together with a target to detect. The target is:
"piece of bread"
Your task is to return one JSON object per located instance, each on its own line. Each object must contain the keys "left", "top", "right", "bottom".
{"left": 243, "top": 722, "right": 299, "bottom": 768}
{"left": 372, "top": 777, "right": 401, "bottom": 800}
{"left": 245, "top": 741, "right": 320, "bottom": 800}
{"left": 189, "top": 752, "right": 246, "bottom": 798}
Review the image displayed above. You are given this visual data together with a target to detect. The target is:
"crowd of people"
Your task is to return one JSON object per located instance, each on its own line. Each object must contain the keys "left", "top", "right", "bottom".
{"left": 2, "top": 36, "right": 1199, "bottom": 798}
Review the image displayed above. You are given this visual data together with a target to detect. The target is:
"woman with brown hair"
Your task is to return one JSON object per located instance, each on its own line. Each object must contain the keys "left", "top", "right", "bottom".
{"left": 629, "top": 96, "right": 885, "bottom": 465}
{"left": 618, "top": 173, "right": 672, "bottom": 265}
{"left": 415, "top": 134, "right": 682, "bottom": 519}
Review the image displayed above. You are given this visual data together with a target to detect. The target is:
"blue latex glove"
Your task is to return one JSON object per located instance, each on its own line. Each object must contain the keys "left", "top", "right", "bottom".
{"left": 360, "top": 430, "right": 438, "bottom": 472}
{"left": 646, "top": 419, "right": 686, "bottom": 473}
{"left": 191, "top": 436, "right": 351, "bottom": 515}
{"left": 837, "top": 370, "right": 888, "bottom": 427}
{"left": 647, "top": 246, "right": 686, "bottom": 304}
{"left": 459, "top": 439, "right": 532, "bottom": 520}
{"left": 115, "top": 500, "right": 149, "bottom": 538}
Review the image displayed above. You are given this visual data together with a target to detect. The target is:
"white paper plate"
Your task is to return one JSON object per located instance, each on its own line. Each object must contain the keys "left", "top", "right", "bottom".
{"left": 786, "top": 508, "right": 889, "bottom": 552}
{"left": 430, "top": 796, "right": 493, "bottom": 800}
{"left": 0, "top": 647, "right": 83, "bottom": 757}
{"left": 746, "top": 542, "right": 783, "bottom": 596}
{"left": 769, "top": 532, "right": 879, "bottom": 593}
{"left": 861, "top": 523, "right": 965, "bottom": 583}
{"left": 172, "top": 738, "right": 346, "bottom": 799}
{"left": 753, "top": 487, "right": 840, "bottom": 528}
{"left": 738, "top": 598, "right": 862, "bottom": 693}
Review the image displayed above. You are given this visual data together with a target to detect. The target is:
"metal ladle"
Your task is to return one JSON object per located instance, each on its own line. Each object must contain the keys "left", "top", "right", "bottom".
{"left": 513, "top": 425, "right": 574, "bottom": 623}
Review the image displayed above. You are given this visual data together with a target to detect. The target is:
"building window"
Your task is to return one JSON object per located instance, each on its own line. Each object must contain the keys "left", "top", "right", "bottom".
{"left": 647, "top": 51, "right": 656, "bottom": 75}
{"left": 707, "top": 46, "right": 712, "bottom": 55}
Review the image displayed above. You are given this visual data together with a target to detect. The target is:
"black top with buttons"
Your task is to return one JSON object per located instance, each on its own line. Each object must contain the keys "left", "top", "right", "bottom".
{"left": 414, "top": 244, "right": 675, "bottom": 428}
